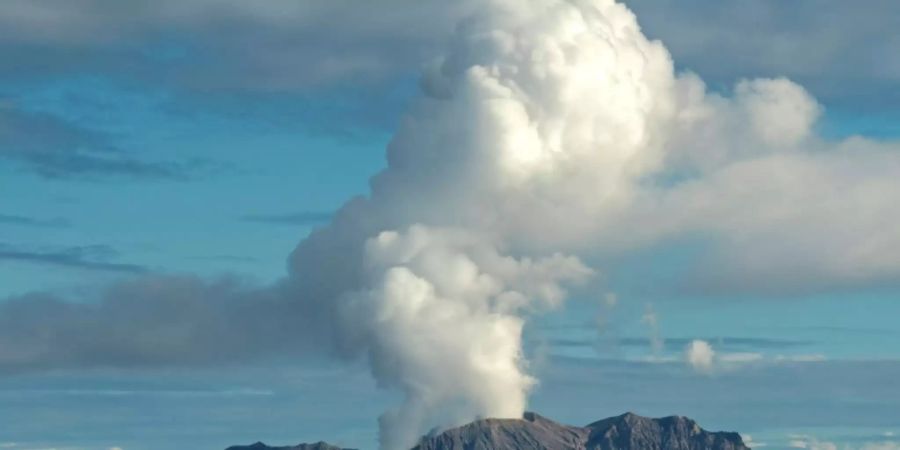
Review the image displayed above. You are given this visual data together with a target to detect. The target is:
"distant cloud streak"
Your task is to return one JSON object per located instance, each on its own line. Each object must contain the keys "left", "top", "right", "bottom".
{"left": 0, "top": 243, "right": 147, "bottom": 273}
{"left": 188, "top": 254, "right": 260, "bottom": 263}
{"left": 0, "top": 104, "right": 210, "bottom": 180}
{"left": 240, "top": 211, "right": 333, "bottom": 226}
{"left": 541, "top": 336, "right": 813, "bottom": 351}
{"left": 0, "top": 213, "right": 70, "bottom": 228}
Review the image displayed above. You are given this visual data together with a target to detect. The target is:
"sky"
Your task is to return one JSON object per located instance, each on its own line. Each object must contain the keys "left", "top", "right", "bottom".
{"left": 1, "top": 1, "right": 899, "bottom": 450}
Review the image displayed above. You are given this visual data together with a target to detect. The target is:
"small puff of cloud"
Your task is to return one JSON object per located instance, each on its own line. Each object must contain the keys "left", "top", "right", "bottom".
{"left": 685, "top": 339, "right": 716, "bottom": 373}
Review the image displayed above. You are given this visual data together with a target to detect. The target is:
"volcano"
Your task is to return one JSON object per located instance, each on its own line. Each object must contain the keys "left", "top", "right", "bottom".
{"left": 228, "top": 411, "right": 749, "bottom": 450}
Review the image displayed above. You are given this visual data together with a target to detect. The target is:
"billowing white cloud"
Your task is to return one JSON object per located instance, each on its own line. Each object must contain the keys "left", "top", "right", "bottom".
{"left": 735, "top": 78, "right": 822, "bottom": 147}
{"left": 339, "top": 226, "right": 590, "bottom": 449}
{"left": 281, "top": 0, "right": 900, "bottom": 294}
{"left": 284, "top": 0, "right": 682, "bottom": 445}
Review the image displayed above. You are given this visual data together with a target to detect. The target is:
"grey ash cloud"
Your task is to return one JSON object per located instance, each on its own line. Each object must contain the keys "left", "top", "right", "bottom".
{"left": 0, "top": 243, "right": 147, "bottom": 273}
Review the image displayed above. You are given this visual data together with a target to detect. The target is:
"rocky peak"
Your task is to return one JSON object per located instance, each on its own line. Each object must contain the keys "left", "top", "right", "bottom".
{"left": 412, "top": 412, "right": 749, "bottom": 450}
{"left": 583, "top": 412, "right": 743, "bottom": 450}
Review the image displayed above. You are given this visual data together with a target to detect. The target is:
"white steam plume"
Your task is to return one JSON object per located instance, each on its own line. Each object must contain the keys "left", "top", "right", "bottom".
{"left": 289, "top": 0, "right": 670, "bottom": 446}
{"left": 344, "top": 226, "right": 590, "bottom": 449}
{"left": 286, "top": 0, "right": 661, "bottom": 446}
{"left": 284, "top": 0, "right": 900, "bottom": 448}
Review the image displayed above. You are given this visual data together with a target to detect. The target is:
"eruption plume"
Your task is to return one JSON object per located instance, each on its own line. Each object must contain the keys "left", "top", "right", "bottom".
{"left": 288, "top": 0, "right": 679, "bottom": 447}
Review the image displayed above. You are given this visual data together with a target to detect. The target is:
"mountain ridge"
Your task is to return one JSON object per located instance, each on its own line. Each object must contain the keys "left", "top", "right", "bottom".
{"left": 226, "top": 441, "right": 355, "bottom": 450}
{"left": 227, "top": 411, "right": 749, "bottom": 450}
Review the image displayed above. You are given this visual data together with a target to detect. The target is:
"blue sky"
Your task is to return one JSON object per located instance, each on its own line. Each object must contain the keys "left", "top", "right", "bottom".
{"left": 1, "top": 1, "right": 899, "bottom": 450}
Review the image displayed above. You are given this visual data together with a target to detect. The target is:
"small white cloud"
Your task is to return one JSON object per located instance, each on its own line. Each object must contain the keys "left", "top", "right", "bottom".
{"left": 685, "top": 339, "right": 715, "bottom": 373}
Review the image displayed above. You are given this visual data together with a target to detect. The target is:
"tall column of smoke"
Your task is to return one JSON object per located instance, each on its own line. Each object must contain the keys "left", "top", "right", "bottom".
{"left": 287, "top": 0, "right": 885, "bottom": 448}
{"left": 289, "top": 0, "right": 670, "bottom": 447}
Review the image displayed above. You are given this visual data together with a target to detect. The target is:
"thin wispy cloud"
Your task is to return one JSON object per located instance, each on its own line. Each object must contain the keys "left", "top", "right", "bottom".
{"left": 0, "top": 214, "right": 70, "bottom": 228}
{"left": 240, "top": 211, "right": 333, "bottom": 226}
{"left": 187, "top": 254, "right": 260, "bottom": 263}
{"left": 540, "top": 336, "right": 813, "bottom": 351}
{"left": 0, "top": 388, "right": 274, "bottom": 398}
{"left": 0, "top": 104, "right": 211, "bottom": 180}
{"left": 0, "top": 243, "right": 147, "bottom": 273}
